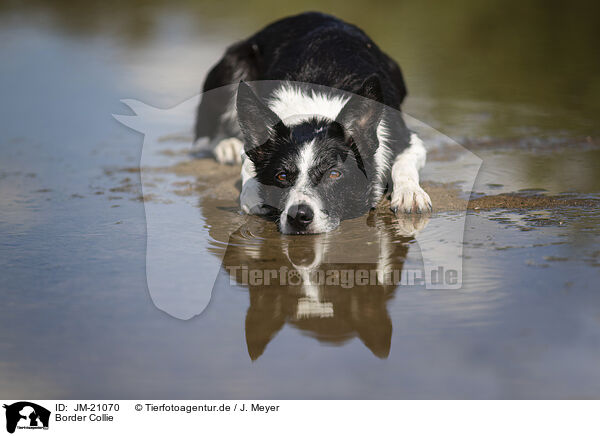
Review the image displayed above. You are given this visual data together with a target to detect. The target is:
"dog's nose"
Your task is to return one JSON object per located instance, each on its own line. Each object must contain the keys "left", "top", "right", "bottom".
{"left": 287, "top": 203, "right": 314, "bottom": 229}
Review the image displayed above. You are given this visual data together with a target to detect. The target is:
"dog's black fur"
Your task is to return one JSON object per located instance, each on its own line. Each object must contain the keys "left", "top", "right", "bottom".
{"left": 195, "top": 11, "right": 407, "bottom": 141}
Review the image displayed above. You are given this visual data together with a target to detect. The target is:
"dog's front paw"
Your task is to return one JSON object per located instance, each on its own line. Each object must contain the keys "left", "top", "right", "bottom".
{"left": 214, "top": 137, "right": 243, "bottom": 165}
{"left": 390, "top": 180, "right": 432, "bottom": 214}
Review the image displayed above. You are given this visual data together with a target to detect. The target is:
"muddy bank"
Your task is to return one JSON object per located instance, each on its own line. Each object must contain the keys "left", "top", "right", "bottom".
{"left": 100, "top": 159, "right": 599, "bottom": 216}
{"left": 467, "top": 193, "right": 599, "bottom": 211}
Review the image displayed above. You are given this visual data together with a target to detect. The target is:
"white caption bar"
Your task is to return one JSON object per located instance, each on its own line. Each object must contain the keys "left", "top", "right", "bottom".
{"left": 1, "top": 400, "right": 598, "bottom": 435}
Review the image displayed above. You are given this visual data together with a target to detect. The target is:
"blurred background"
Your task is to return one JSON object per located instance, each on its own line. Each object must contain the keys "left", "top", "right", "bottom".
{"left": 2, "top": 0, "right": 599, "bottom": 136}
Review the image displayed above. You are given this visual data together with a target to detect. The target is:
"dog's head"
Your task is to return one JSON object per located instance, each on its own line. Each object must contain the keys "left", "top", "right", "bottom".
{"left": 237, "top": 78, "right": 384, "bottom": 234}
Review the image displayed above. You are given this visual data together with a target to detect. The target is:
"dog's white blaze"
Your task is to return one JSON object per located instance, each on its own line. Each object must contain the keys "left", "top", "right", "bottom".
{"left": 295, "top": 139, "right": 315, "bottom": 188}
{"left": 280, "top": 140, "right": 329, "bottom": 233}
{"left": 282, "top": 140, "right": 318, "bottom": 214}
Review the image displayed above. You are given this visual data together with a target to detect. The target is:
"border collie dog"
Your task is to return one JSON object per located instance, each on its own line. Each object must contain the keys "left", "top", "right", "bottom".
{"left": 195, "top": 12, "right": 431, "bottom": 234}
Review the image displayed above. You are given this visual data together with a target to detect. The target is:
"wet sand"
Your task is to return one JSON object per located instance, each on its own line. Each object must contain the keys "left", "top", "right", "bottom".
{"left": 103, "top": 157, "right": 600, "bottom": 214}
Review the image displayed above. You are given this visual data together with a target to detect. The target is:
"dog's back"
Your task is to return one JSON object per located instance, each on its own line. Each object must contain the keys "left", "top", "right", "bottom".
{"left": 195, "top": 12, "right": 407, "bottom": 141}
{"left": 244, "top": 12, "right": 407, "bottom": 107}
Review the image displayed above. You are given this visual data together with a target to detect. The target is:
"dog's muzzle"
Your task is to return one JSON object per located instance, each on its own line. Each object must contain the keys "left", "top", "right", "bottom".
{"left": 286, "top": 203, "right": 314, "bottom": 232}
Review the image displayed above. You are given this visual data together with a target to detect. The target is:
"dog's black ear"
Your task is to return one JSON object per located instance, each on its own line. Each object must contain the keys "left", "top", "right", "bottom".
{"left": 236, "top": 81, "right": 287, "bottom": 155}
{"left": 335, "top": 75, "right": 384, "bottom": 154}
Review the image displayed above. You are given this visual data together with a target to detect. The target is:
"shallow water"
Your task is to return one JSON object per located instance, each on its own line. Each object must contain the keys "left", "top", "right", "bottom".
{"left": 1, "top": 2, "right": 599, "bottom": 399}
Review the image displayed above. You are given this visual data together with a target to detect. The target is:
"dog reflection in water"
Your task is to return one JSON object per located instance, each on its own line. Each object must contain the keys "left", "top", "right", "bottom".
{"left": 222, "top": 211, "right": 429, "bottom": 360}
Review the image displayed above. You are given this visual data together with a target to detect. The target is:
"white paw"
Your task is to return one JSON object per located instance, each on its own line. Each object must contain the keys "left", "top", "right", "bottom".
{"left": 214, "top": 137, "right": 243, "bottom": 165}
{"left": 390, "top": 179, "right": 432, "bottom": 214}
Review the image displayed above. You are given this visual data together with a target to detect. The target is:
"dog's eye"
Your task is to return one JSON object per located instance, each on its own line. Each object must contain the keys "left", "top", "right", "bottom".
{"left": 329, "top": 169, "right": 342, "bottom": 179}
{"left": 276, "top": 172, "right": 287, "bottom": 182}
